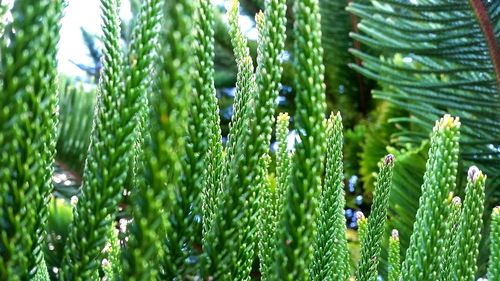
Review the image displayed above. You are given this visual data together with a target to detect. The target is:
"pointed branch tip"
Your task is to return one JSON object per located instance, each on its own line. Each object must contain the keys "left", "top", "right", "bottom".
{"left": 391, "top": 229, "right": 399, "bottom": 240}
{"left": 467, "top": 165, "right": 481, "bottom": 184}
{"left": 384, "top": 154, "right": 395, "bottom": 166}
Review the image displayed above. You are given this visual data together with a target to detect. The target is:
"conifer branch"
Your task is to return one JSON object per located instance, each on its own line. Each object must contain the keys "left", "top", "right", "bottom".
{"left": 0, "top": 1, "right": 62, "bottom": 279}
{"left": 258, "top": 155, "right": 276, "bottom": 281}
{"left": 454, "top": 166, "right": 486, "bottom": 281}
{"left": 147, "top": 0, "right": 195, "bottom": 279}
{"left": 275, "top": 113, "right": 291, "bottom": 211}
{"left": 388, "top": 229, "right": 401, "bottom": 281}
{"left": 402, "top": 115, "right": 460, "bottom": 280}
{"left": 118, "top": 0, "right": 164, "bottom": 279}
{"left": 440, "top": 195, "right": 462, "bottom": 281}
{"left": 356, "top": 154, "right": 395, "bottom": 281}
{"left": 311, "top": 112, "right": 349, "bottom": 281}
{"left": 59, "top": 0, "right": 126, "bottom": 279}
{"left": 274, "top": 0, "right": 327, "bottom": 278}
{"left": 489, "top": 206, "right": 500, "bottom": 280}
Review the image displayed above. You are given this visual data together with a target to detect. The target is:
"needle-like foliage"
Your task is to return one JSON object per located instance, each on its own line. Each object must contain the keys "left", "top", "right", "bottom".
{"left": 356, "top": 154, "right": 395, "bottom": 281}
{"left": 401, "top": 115, "right": 460, "bottom": 281}
{"left": 193, "top": 0, "right": 224, "bottom": 241}
{"left": 274, "top": 0, "right": 327, "bottom": 279}
{"left": 310, "top": 113, "right": 349, "bottom": 281}
{"left": 454, "top": 166, "right": 486, "bottom": 281}
{"left": 59, "top": 0, "right": 128, "bottom": 279}
{"left": 138, "top": 0, "right": 194, "bottom": 279}
{"left": 388, "top": 229, "right": 401, "bottom": 281}
{"left": 0, "top": 1, "right": 62, "bottom": 279}
{"left": 117, "top": 0, "right": 165, "bottom": 279}
{"left": 257, "top": 155, "right": 275, "bottom": 281}
{"left": 202, "top": 0, "right": 286, "bottom": 278}
{"left": 489, "top": 207, "right": 500, "bottom": 280}
{"left": 441, "top": 195, "right": 462, "bottom": 281}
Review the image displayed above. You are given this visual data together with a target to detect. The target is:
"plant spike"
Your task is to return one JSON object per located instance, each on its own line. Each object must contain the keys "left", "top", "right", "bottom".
{"left": 181, "top": 0, "right": 221, "bottom": 262}
{"left": 356, "top": 154, "right": 395, "bottom": 281}
{"left": 356, "top": 211, "right": 368, "bottom": 247}
{"left": 201, "top": 0, "right": 256, "bottom": 278}
{"left": 388, "top": 229, "right": 401, "bottom": 281}
{"left": 118, "top": 0, "right": 163, "bottom": 279}
{"left": 440, "top": 194, "right": 462, "bottom": 281}
{"left": 202, "top": 0, "right": 286, "bottom": 278}
{"left": 33, "top": 258, "right": 50, "bottom": 281}
{"left": 275, "top": 113, "right": 291, "bottom": 210}
{"left": 125, "top": 0, "right": 161, "bottom": 190}
{"left": 59, "top": 0, "right": 128, "bottom": 279}
{"left": 254, "top": 0, "right": 287, "bottom": 156}
{"left": 103, "top": 222, "right": 121, "bottom": 280}
{"left": 258, "top": 155, "right": 276, "bottom": 281}
{"left": 310, "top": 112, "right": 349, "bottom": 281}
{"left": 130, "top": 0, "right": 195, "bottom": 279}
{"left": 489, "top": 206, "right": 500, "bottom": 281}
{"left": 0, "top": 1, "right": 62, "bottom": 279}
{"left": 402, "top": 115, "right": 460, "bottom": 281}
{"left": 194, "top": 0, "right": 224, "bottom": 238}
{"left": 453, "top": 166, "right": 486, "bottom": 281}
{"left": 274, "top": 0, "right": 327, "bottom": 278}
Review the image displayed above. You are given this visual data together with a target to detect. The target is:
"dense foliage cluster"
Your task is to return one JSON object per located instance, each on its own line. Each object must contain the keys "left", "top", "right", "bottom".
{"left": 1, "top": 0, "right": 499, "bottom": 281}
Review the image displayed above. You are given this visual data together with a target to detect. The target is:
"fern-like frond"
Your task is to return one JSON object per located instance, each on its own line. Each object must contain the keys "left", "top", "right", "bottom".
{"left": 347, "top": 0, "right": 500, "bottom": 178}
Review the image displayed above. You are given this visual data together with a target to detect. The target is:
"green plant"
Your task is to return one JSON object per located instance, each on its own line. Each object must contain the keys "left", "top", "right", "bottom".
{"left": 2, "top": 1, "right": 500, "bottom": 281}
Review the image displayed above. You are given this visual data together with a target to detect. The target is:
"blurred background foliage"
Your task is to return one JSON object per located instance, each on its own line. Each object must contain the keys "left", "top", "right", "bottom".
{"left": 50, "top": 0, "right": 499, "bottom": 277}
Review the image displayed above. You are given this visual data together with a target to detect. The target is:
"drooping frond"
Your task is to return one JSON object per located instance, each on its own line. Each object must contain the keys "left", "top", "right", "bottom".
{"left": 347, "top": 0, "right": 500, "bottom": 177}
{"left": 0, "top": 1, "right": 62, "bottom": 279}
{"left": 320, "top": 0, "right": 371, "bottom": 120}
{"left": 310, "top": 112, "right": 349, "bottom": 281}
{"left": 356, "top": 154, "right": 395, "bottom": 281}
{"left": 401, "top": 115, "right": 460, "bottom": 280}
